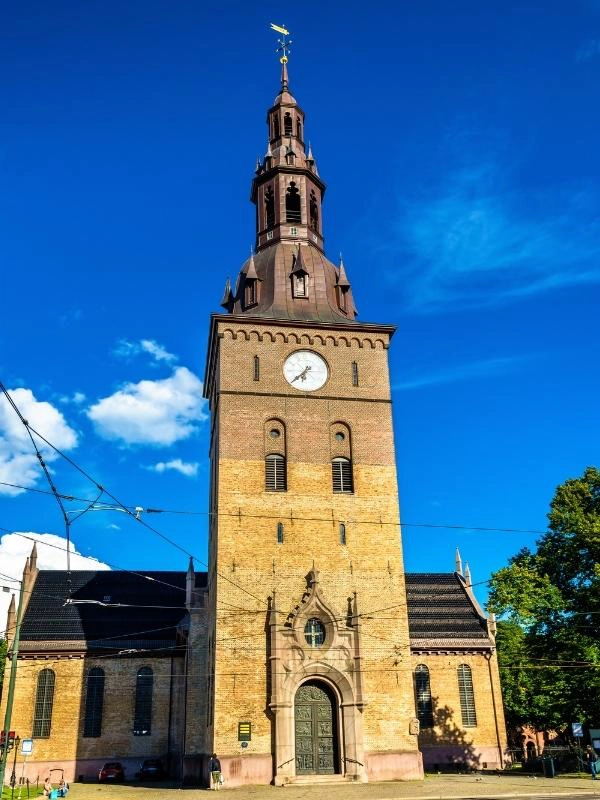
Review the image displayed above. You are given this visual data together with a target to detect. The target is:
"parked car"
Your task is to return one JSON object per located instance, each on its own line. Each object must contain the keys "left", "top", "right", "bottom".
{"left": 136, "top": 758, "right": 166, "bottom": 781}
{"left": 98, "top": 762, "right": 125, "bottom": 782}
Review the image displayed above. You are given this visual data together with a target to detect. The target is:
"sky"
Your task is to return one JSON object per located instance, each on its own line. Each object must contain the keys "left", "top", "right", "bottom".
{"left": 1, "top": 0, "right": 599, "bottom": 627}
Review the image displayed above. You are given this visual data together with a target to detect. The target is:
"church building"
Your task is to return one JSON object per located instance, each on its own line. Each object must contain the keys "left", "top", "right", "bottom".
{"left": 1, "top": 58, "right": 506, "bottom": 787}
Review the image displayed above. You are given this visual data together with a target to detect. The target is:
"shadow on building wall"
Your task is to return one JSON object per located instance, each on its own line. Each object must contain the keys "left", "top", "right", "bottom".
{"left": 418, "top": 700, "right": 480, "bottom": 773}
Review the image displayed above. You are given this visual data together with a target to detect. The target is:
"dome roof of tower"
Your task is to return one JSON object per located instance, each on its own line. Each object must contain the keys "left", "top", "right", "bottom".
{"left": 230, "top": 242, "right": 358, "bottom": 324}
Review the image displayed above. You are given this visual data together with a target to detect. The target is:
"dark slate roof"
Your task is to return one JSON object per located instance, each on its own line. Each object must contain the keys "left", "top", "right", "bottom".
{"left": 19, "top": 570, "right": 207, "bottom": 654}
{"left": 405, "top": 573, "right": 493, "bottom": 650}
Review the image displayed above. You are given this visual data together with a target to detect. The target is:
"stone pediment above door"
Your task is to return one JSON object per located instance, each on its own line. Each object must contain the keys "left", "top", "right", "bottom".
{"left": 280, "top": 568, "right": 354, "bottom": 667}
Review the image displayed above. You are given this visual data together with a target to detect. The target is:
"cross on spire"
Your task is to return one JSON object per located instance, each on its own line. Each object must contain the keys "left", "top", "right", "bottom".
{"left": 270, "top": 23, "right": 293, "bottom": 64}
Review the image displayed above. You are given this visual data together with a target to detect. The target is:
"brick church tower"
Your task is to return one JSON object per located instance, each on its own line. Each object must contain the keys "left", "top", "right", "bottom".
{"left": 202, "top": 59, "right": 423, "bottom": 785}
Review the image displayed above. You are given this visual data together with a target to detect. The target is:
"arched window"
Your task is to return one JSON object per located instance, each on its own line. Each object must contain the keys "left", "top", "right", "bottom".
{"left": 415, "top": 665, "right": 434, "bottom": 728}
{"left": 265, "top": 186, "right": 275, "bottom": 229}
{"left": 457, "top": 664, "right": 477, "bottom": 727}
{"left": 339, "top": 523, "right": 346, "bottom": 545}
{"left": 133, "top": 666, "right": 153, "bottom": 736}
{"left": 277, "top": 522, "right": 284, "bottom": 543}
{"left": 273, "top": 114, "right": 280, "bottom": 139}
{"left": 33, "top": 669, "right": 55, "bottom": 738}
{"left": 285, "top": 182, "right": 301, "bottom": 223}
{"left": 309, "top": 191, "right": 319, "bottom": 232}
{"left": 284, "top": 112, "right": 293, "bottom": 136}
{"left": 266, "top": 454, "right": 286, "bottom": 491}
{"left": 332, "top": 457, "right": 353, "bottom": 493}
{"left": 297, "top": 119, "right": 303, "bottom": 140}
{"left": 83, "top": 667, "right": 105, "bottom": 738}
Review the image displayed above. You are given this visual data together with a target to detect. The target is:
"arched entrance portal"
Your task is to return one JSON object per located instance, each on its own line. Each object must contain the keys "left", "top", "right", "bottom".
{"left": 294, "top": 681, "right": 339, "bottom": 775}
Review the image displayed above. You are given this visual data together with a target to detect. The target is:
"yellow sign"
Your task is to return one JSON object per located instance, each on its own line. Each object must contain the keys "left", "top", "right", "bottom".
{"left": 238, "top": 721, "right": 252, "bottom": 741}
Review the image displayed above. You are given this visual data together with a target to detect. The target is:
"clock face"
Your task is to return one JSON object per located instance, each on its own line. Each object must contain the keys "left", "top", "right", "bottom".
{"left": 283, "top": 350, "right": 328, "bottom": 391}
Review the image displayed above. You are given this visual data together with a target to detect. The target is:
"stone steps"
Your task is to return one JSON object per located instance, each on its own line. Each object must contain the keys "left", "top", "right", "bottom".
{"left": 292, "top": 774, "right": 348, "bottom": 785}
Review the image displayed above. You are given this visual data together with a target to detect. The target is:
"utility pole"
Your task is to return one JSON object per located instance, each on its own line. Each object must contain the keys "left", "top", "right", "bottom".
{"left": 0, "top": 580, "right": 24, "bottom": 790}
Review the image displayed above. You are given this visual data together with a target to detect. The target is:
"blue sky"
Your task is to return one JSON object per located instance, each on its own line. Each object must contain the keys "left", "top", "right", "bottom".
{"left": 1, "top": 0, "right": 599, "bottom": 614}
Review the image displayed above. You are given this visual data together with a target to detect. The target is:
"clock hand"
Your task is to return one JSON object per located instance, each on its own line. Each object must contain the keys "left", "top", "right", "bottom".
{"left": 291, "top": 365, "right": 312, "bottom": 382}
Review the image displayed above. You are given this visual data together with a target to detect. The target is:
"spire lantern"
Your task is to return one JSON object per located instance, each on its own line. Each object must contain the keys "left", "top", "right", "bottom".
{"left": 222, "top": 29, "right": 358, "bottom": 324}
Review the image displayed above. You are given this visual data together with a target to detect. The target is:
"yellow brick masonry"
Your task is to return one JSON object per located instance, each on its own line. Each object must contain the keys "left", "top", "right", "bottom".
{"left": 410, "top": 652, "right": 507, "bottom": 769}
{"left": 0, "top": 655, "right": 181, "bottom": 783}
{"left": 207, "top": 320, "right": 420, "bottom": 780}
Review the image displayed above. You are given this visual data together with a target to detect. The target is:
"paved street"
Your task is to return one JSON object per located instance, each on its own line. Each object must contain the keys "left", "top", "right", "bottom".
{"left": 31, "top": 775, "right": 600, "bottom": 800}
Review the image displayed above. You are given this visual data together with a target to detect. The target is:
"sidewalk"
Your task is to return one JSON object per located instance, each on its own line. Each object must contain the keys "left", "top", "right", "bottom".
{"left": 60, "top": 774, "right": 600, "bottom": 800}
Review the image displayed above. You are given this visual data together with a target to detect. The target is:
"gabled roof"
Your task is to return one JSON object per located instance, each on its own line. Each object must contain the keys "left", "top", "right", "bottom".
{"left": 405, "top": 573, "right": 492, "bottom": 650}
{"left": 18, "top": 570, "right": 207, "bottom": 654}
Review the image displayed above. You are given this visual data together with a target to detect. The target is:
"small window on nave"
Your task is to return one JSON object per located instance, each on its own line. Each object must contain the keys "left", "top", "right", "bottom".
{"left": 133, "top": 666, "right": 153, "bottom": 736}
{"left": 414, "top": 664, "right": 434, "bottom": 729}
{"left": 457, "top": 664, "right": 477, "bottom": 727}
{"left": 32, "top": 668, "right": 55, "bottom": 738}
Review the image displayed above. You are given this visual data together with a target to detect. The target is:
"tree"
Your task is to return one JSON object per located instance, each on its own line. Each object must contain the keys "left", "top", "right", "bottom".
{"left": 488, "top": 466, "right": 600, "bottom": 731}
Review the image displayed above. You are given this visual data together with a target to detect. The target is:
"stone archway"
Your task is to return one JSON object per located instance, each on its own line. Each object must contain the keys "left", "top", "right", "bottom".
{"left": 294, "top": 681, "right": 339, "bottom": 775}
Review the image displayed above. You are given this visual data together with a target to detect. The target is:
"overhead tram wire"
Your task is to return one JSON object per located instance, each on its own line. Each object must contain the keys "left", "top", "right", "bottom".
{"left": 0, "top": 385, "right": 270, "bottom": 612}
{"left": 0, "top": 479, "right": 560, "bottom": 538}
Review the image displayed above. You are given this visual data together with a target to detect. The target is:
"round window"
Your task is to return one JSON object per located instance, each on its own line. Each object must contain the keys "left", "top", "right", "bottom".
{"left": 334, "top": 432, "right": 345, "bottom": 441}
{"left": 269, "top": 428, "right": 281, "bottom": 438}
{"left": 304, "top": 618, "right": 326, "bottom": 647}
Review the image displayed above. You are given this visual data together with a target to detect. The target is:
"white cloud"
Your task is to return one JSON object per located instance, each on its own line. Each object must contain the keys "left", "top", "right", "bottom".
{"left": 384, "top": 153, "right": 600, "bottom": 313}
{"left": 114, "top": 338, "right": 177, "bottom": 364}
{"left": 139, "top": 340, "right": 177, "bottom": 363}
{"left": 149, "top": 458, "right": 199, "bottom": 477}
{"left": 0, "top": 531, "right": 110, "bottom": 635}
{"left": 0, "top": 388, "right": 79, "bottom": 496}
{"left": 576, "top": 38, "right": 600, "bottom": 61}
{"left": 87, "top": 366, "right": 207, "bottom": 446}
{"left": 58, "top": 391, "right": 87, "bottom": 406}
{"left": 393, "top": 355, "right": 531, "bottom": 391}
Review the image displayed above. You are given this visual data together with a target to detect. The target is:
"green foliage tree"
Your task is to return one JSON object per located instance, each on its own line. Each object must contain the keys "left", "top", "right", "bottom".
{"left": 489, "top": 466, "right": 600, "bottom": 731}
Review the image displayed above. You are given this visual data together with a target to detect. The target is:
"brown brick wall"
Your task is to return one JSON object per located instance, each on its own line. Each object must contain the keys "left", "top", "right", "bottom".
{"left": 208, "top": 320, "right": 419, "bottom": 769}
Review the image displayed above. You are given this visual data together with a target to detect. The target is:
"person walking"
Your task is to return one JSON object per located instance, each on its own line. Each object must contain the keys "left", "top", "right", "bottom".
{"left": 209, "top": 753, "right": 222, "bottom": 790}
{"left": 585, "top": 745, "right": 598, "bottom": 779}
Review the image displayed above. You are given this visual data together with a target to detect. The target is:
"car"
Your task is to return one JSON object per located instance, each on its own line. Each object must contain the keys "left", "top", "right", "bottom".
{"left": 98, "top": 762, "right": 125, "bottom": 782}
{"left": 136, "top": 758, "right": 166, "bottom": 781}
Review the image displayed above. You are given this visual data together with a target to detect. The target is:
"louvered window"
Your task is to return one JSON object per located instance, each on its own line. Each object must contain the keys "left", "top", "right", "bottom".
{"left": 457, "top": 664, "right": 477, "bottom": 727}
{"left": 265, "top": 454, "right": 286, "bottom": 491}
{"left": 415, "top": 664, "right": 434, "bottom": 728}
{"left": 33, "top": 669, "right": 55, "bottom": 738}
{"left": 133, "top": 667, "right": 153, "bottom": 736}
{"left": 332, "top": 457, "right": 353, "bottom": 493}
{"left": 83, "top": 667, "right": 105, "bottom": 737}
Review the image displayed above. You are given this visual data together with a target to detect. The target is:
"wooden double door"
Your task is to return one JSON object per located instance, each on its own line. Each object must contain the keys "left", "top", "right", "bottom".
{"left": 294, "top": 681, "right": 338, "bottom": 774}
